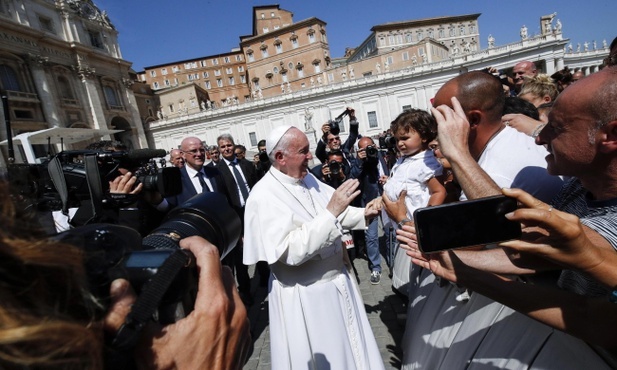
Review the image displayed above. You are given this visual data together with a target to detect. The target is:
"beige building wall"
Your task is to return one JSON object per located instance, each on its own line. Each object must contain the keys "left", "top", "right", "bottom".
{"left": 241, "top": 5, "right": 331, "bottom": 98}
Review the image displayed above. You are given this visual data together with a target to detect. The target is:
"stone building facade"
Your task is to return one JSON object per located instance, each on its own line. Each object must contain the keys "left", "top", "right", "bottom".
{"left": 0, "top": 0, "right": 147, "bottom": 165}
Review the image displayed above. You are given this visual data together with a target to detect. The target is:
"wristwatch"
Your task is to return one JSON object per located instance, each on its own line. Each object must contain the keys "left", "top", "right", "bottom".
{"left": 397, "top": 218, "right": 412, "bottom": 229}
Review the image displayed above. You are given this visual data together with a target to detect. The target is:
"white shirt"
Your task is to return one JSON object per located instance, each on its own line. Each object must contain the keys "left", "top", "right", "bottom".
{"left": 184, "top": 165, "right": 214, "bottom": 193}
{"left": 460, "top": 126, "right": 563, "bottom": 202}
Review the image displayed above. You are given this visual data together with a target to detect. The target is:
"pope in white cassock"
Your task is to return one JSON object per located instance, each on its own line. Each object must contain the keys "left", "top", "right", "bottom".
{"left": 244, "top": 125, "right": 385, "bottom": 370}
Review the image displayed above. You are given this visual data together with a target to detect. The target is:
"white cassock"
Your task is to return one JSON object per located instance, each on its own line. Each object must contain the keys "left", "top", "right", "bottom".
{"left": 244, "top": 166, "right": 384, "bottom": 370}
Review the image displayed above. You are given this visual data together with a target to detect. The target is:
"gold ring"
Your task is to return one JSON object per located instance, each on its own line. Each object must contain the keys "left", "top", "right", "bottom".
{"left": 505, "top": 120, "right": 510, "bottom": 126}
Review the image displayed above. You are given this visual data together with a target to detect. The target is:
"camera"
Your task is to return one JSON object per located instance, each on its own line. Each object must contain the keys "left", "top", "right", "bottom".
{"left": 8, "top": 149, "right": 182, "bottom": 213}
{"left": 56, "top": 191, "right": 241, "bottom": 346}
{"left": 365, "top": 145, "right": 378, "bottom": 158}
{"left": 328, "top": 108, "right": 351, "bottom": 136}
{"left": 379, "top": 134, "right": 396, "bottom": 149}
{"left": 328, "top": 160, "right": 342, "bottom": 176}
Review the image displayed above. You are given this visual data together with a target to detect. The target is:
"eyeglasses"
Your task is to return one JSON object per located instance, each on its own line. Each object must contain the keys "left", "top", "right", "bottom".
{"left": 328, "top": 137, "right": 341, "bottom": 142}
{"left": 183, "top": 148, "right": 206, "bottom": 155}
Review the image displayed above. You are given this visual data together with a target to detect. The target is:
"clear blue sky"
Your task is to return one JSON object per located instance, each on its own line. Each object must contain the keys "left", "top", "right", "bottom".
{"left": 96, "top": 0, "right": 616, "bottom": 72}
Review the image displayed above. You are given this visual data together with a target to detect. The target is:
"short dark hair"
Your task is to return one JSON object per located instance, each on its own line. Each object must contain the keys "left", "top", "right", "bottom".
{"left": 257, "top": 139, "right": 266, "bottom": 147}
{"left": 327, "top": 149, "right": 344, "bottom": 159}
{"left": 503, "top": 97, "right": 540, "bottom": 120}
{"left": 234, "top": 144, "right": 246, "bottom": 153}
{"left": 390, "top": 108, "right": 437, "bottom": 142}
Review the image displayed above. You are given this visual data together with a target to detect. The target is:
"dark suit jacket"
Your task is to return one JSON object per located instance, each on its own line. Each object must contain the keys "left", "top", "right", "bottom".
{"left": 350, "top": 151, "right": 390, "bottom": 206}
{"left": 165, "top": 165, "right": 229, "bottom": 210}
{"left": 216, "top": 157, "right": 257, "bottom": 210}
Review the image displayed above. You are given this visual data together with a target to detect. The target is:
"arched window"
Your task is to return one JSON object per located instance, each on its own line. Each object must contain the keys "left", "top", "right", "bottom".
{"left": 57, "top": 76, "right": 75, "bottom": 100}
{"left": 0, "top": 64, "right": 21, "bottom": 91}
{"left": 104, "top": 85, "right": 121, "bottom": 108}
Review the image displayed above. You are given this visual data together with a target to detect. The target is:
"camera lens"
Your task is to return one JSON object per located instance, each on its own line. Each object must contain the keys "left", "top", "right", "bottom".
{"left": 366, "top": 146, "right": 378, "bottom": 158}
{"left": 141, "top": 192, "right": 241, "bottom": 260}
{"left": 329, "top": 161, "right": 341, "bottom": 175}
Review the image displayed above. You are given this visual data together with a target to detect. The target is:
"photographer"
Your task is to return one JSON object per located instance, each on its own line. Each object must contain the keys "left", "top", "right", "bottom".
{"left": 350, "top": 137, "right": 390, "bottom": 284}
{"left": 254, "top": 139, "right": 270, "bottom": 181}
{"left": 315, "top": 107, "right": 359, "bottom": 165}
{"left": 311, "top": 150, "right": 349, "bottom": 189}
{"left": 0, "top": 182, "right": 251, "bottom": 369}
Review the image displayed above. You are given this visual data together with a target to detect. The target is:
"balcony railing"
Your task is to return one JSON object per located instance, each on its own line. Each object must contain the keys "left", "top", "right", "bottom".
{"left": 5, "top": 90, "right": 39, "bottom": 102}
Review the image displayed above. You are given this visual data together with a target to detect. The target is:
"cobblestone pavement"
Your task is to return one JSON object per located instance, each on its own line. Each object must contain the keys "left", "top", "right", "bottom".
{"left": 242, "top": 250, "right": 407, "bottom": 370}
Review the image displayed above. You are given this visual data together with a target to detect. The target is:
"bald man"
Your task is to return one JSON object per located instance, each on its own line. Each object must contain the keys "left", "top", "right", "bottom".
{"left": 169, "top": 148, "right": 184, "bottom": 168}
{"left": 158, "top": 136, "right": 228, "bottom": 211}
{"left": 571, "top": 70, "right": 585, "bottom": 83}
{"left": 512, "top": 60, "right": 538, "bottom": 94}
{"left": 383, "top": 71, "right": 563, "bottom": 369}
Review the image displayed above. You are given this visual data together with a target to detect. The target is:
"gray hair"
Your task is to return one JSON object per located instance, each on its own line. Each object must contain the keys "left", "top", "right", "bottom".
{"left": 216, "top": 133, "right": 235, "bottom": 146}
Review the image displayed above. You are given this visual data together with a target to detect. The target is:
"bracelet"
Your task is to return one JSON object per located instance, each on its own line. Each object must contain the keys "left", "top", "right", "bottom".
{"left": 397, "top": 218, "right": 412, "bottom": 229}
{"left": 531, "top": 123, "right": 546, "bottom": 138}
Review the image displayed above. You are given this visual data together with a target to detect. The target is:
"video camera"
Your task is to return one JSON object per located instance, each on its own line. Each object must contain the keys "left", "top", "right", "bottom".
{"left": 8, "top": 149, "right": 182, "bottom": 213}
{"left": 328, "top": 108, "right": 352, "bottom": 136}
{"left": 55, "top": 191, "right": 241, "bottom": 350}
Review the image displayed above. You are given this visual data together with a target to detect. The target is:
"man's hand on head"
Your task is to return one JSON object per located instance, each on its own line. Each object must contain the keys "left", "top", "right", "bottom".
{"left": 430, "top": 97, "right": 471, "bottom": 161}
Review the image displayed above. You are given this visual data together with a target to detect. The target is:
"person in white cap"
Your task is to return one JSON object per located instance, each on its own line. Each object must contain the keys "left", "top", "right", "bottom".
{"left": 243, "top": 125, "right": 385, "bottom": 370}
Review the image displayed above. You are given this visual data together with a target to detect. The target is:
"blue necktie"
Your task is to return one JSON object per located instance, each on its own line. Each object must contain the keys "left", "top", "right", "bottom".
{"left": 231, "top": 161, "right": 250, "bottom": 201}
{"left": 196, "top": 171, "right": 210, "bottom": 193}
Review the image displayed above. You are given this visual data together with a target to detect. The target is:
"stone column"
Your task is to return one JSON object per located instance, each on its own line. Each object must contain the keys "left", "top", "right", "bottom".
{"left": 555, "top": 57, "right": 564, "bottom": 71}
{"left": 27, "top": 55, "right": 61, "bottom": 128}
{"left": 544, "top": 57, "right": 556, "bottom": 75}
{"left": 122, "top": 78, "right": 149, "bottom": 148}
{"left": 75, "top": 67, "right": 108, "bottom": 130}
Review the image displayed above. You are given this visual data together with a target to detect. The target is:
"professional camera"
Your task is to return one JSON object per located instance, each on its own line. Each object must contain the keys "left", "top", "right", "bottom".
{"left": 56, "top": 191, "right": 241, "bottom": 349}
{"left": 328, "top": 108, "right": 351, "bottom": 136}
{"left": 328, "top": 160, "right": 342, "bottom": 176}
{"left": 379, "top": 134, "right": 396, "bottom": 149}
{"left": 8, "top": 149, "right": 182, "bottom": 213}
{"left": 365, "top": 145, "right": 378, "bottom": 158}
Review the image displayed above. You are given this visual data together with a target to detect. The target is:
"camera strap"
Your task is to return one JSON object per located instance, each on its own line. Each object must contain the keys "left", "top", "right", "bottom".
{"left": 111, "top": 249, "right": 192, "bottom": 351}
{"left": 48, "top": 156, "right": 70, "bottom": 215}
{"left": 84, "top": 154, "right": 104, "bottom": 222}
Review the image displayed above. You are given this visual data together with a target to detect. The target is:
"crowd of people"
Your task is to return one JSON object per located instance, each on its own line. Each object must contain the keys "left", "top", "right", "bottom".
{"left": 1, "top": 36, "right": 616, "bottom": 369}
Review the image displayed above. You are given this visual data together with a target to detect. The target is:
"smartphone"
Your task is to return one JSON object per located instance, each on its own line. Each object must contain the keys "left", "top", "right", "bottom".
{"left": 413, "top": 195, "right": 521, "bottom": 254}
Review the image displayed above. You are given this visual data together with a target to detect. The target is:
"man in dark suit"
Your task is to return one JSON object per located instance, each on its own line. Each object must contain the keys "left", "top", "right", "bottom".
{"left": 157, "top": 137, "right": 228, "bottom": 211}
{"left": 350, "top": 136, "right": 391, "bottom": 284}
{"left": 216, "top": 133, "right": 265, "bottom": 306}
{"left": 315, "top": 106, "right": 359, "bottom": 165}
{"left": 205, "top": 145, "right": 220, "bottom": 168}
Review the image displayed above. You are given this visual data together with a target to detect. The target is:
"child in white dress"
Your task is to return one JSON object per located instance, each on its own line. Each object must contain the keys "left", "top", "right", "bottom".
{"left": 384, "top": 109, "right": 446, "bottom": 297}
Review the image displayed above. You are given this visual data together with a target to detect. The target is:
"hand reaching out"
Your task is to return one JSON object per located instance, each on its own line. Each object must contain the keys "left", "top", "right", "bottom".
{"left": 327, "top": 179, "right": 360, "bottom": 217}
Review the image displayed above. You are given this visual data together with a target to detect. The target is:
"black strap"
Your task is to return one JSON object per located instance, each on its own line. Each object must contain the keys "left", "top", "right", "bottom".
{"left": 84, "top": 154, "right": 104, "bottom": 222}
{"left": 48, "top": 156, "right": 69, "bottom": 215}
{"left": 111, "top": 249, "right": 192, "bottom": 351}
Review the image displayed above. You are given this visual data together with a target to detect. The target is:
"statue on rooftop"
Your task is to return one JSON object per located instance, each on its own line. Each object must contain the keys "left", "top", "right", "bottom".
{"left": 520, "top": 25, "right": 528, "bottom": 40}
